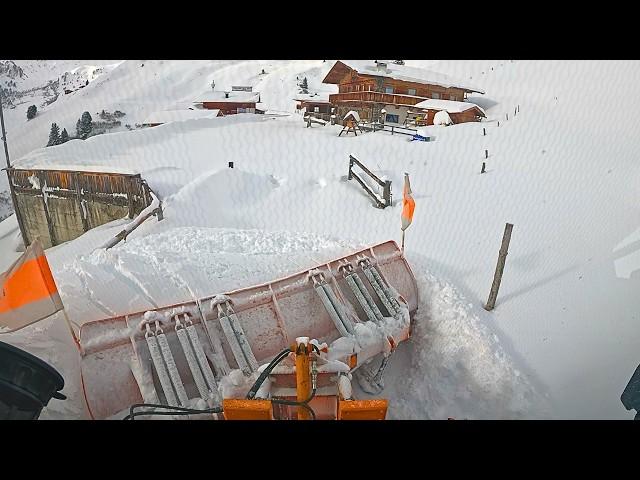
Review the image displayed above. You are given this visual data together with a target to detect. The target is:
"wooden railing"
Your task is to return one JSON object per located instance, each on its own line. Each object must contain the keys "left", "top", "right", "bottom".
{"left": 359, "top": 122, "right": 419, "bottom": 137}
{"left": 330, "top": 91, "right": 428, "bottom": 106}
{"left": 348, "top": 155, "right": 392, "bottom": 209}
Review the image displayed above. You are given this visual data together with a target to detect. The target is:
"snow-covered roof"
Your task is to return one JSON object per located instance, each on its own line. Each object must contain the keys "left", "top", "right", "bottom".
{"left": 142, "top": 109, "right": 221, "bottom": 125}
{"left": 344, "top": 110, "right": 360, "bottom": 122}
{"left": 324, "top": 60, "right": 485, "bottom": 94}
{"left": 194, "top": 90, "right": 260, "bottom": 103}
{"left": 294, "top": 93, "right": 331, "bottom": 103}
{"left": 413, "top": 99, "right": 486, "bottom": 115}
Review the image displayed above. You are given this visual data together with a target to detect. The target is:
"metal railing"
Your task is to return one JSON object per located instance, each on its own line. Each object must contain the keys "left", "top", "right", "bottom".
{"left": 348, "top": 155, "right": 392, "bottom": 209}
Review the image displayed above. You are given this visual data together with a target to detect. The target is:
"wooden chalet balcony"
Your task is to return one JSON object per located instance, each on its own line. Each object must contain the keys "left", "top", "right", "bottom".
{"left": 329, "top": 91, "right": 428, "bottom": 106}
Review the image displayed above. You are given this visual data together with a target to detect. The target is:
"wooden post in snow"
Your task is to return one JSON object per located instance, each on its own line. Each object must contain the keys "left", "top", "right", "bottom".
{"left": 485, "top": 149, "right": 488, "bottom": 159}
{"left": 481, "top": 162, "right": 486, "bottom": 174}
{"left": 484, "top": 223, "right": 514, "bottom": 311}
{"left": 483, "top": 127, "right": 486, "bottom": 136}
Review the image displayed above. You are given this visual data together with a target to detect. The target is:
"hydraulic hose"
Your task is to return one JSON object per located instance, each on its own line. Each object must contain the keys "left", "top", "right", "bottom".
{"left": 123, "top": 403, "right": 223, "bottom": 420}
{"left": 246, "top": 348, "right": 292, "bottom": 400}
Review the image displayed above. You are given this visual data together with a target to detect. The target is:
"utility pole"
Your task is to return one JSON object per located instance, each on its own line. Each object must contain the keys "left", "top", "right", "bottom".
{"left": 0, "top": 88, "right": 10, "bottom": 169}
{"left": 0, "top": 88, "right": 29, "bottom": 247}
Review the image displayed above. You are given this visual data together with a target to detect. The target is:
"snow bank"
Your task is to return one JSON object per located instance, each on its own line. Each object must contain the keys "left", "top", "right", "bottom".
{"left": 385, "top": 261, "right": 549, "bottom": 419}
{"left": 433, "top": 110, "right": 453, "bottom": 126}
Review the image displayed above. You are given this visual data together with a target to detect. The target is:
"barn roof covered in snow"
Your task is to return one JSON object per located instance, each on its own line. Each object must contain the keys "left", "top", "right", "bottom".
{"left": 323, "top": 60, "right": 485, "bottom": 94}
{"left": 194, "top": 90, "right": 261, "bottom": 103}
{"left": 142, "top": 109, "right": 221, "bottom": 125}
{"left": 414, "top": 99, "right": 486, "bottom": 116}
{"left": 294, "top": 93, "right": 332, "bottom": 103}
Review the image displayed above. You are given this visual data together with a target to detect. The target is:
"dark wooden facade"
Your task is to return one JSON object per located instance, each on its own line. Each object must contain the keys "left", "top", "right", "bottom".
{"left": 296, "top": 100, "right": 334, "bottom": 121}
{"left": 8, "top": 168, "right": 154, "bottom": 248}
{"left": 323, "top": 61, "right": 481, "bottom": 123}
{"left": 201, "top": 101, "right": 257, "bottom": 115}
{"left": 409, "top": 105, "right": 486, "bottom": 126}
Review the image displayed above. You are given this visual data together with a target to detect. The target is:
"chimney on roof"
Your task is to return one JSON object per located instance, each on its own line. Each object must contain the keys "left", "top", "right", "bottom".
{"left": 225, "top": 91, "right": 229, "bottom": 98}
{"left": 376, "top": 61, "right": 387, "bottom": 72}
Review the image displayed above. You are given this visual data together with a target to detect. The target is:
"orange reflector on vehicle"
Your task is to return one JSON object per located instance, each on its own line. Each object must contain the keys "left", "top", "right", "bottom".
{"left": 337, "top": 399, "right": 388, "bottom": 420}
{"left": 348, "top": 354, "right": 358, "bottom": 369}
{"left": 222, "top": 399, "right": 273, "bottom": 420}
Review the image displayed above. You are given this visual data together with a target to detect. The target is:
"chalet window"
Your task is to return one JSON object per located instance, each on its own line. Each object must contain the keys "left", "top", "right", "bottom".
{"left": 432, "top": 92, "right": 441, "bottom": 99}
{"left": 385, "top": 114, "right": 399, "bottom": 124}
{"left": 385, "top": 86, "right": 394, "bottom": 94}
{"left": 407, "top": 88, "right": 416, "bottom": 96}
{"left": 314, "top": 106, "right": 319, "bottom": 113}
{"left": 450, "top": 95, "right": 457, "bottom": 101}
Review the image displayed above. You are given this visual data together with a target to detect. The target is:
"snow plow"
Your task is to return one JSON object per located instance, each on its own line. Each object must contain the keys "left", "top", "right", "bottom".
{"left": 78, "top": 240, "right": 418, "bottom": 420}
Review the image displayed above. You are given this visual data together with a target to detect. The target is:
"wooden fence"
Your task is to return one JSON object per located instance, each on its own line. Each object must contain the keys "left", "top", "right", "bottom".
{"left": 348, "top": 155, "right": 392, "bottom": 209}
{"left": 8, "top": 167, "right": 158, "bottom": 248}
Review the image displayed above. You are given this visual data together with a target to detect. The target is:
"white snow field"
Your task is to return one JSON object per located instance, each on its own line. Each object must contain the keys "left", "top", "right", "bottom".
{"left": 1, "top": 60, "right": 639, "bottom": 419}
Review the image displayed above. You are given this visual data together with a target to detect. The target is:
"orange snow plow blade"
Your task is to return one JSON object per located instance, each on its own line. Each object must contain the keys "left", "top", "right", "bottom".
{"left": 78, "top": 240, "right": 418, "bottom": 419}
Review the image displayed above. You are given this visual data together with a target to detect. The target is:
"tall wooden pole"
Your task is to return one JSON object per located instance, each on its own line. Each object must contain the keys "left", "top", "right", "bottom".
{"left": 0, "top": 89, "right": 10, "bottom": 170}
{"left": 0, "top": 89, "right": 28, "bottom": 247}
{"left": 484, "top": 223, "right": 514, "bottom": 311}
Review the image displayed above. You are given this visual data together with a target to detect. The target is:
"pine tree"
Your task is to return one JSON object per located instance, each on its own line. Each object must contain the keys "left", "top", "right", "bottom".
{"left": 26, "top": 105, "right": 37, "bottom": 120}
{"left": 300, "top": 77, "right": 308, "bottom": 93}
{"left": 47, "top": 123, "right": 61, "bottom": 147}
{"left": 76, "top": 111, "right": 93, "bottom": 139}
{"left": 60, "top": 128, "right": 69, "bottom": 144}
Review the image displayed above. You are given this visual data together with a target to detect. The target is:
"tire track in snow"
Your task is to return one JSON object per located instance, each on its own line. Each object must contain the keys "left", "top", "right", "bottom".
{"left": 72, "top": 263, "right": 118, "bottom": 317}
{"left": 112, "top": 254, "right": 160, "bottom": 309}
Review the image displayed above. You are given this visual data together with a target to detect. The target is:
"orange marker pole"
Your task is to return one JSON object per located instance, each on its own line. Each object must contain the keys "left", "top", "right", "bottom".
{"left": 295, "top": 337, "right": 312, "bottom": 420}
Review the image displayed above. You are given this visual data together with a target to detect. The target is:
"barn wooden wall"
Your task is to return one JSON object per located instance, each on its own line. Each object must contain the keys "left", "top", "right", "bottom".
{"left": 9, "top": 168, "right": 153, "bottom": 248}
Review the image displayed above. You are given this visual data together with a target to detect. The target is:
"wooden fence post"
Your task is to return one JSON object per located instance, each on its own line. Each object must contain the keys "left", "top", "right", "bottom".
{"left": 483, "top": 128, "right": 486, "bottom": 136}
{"left": 485, "top": 149, "right": 488, "bottom": 159}
{"left": 348, "top": 156, "right": 353, "bottom": 180}
{"left": 484, "top": 223, "right": 514, "bottom": 311}
{"left": 37, "top": 171, "right": 57, "bottom": 247}
{"left": 481, "top": 162, "right": 486, "bottom": 174}
{"left": 383, "top": 180, "right": 392, "bottom": 207}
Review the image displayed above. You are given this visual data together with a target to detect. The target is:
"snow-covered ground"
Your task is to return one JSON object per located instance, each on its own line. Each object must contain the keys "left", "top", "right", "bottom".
{"left": 1, "top": 60, "right": 639, "bottom": 419}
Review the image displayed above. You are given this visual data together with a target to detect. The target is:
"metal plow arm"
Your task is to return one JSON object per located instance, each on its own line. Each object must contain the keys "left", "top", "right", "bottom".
{"left": 79, "top": 240, "right": 418, "bottom": 419}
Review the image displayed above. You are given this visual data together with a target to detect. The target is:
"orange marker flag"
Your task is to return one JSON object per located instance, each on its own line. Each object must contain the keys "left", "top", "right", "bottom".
{"left": 0, "top": 238, "right": 64, "bottom": 333}
{"left": 401, "top": 173, "right": 415, "bottom": 250}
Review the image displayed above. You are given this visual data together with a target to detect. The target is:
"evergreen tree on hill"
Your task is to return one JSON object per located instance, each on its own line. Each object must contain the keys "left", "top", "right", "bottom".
{"left": 26, "top": 105, "right": 37, "bottom": 120}
{"left": 76, "top": 111, "right": 93, "bottom": 139}
{"left": 47, "top": 123, "right": 61, "bottom": 147}
{"left": 60, "top": 128, "right": 69, "bottom": 144}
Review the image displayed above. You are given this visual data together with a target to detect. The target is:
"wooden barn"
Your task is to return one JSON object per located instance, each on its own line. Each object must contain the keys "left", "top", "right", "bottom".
{"left": 322, "top": 60, "right": 485, "bottom": 124}
{"left": 412, "top": 99, "right": 486, "bottom": 125}
{"left": 295, "top": 94, "right": 334, "bottom": 121}
{"left": 193, "top": 88, "right": 262, "bottom": 115}
{"left": 141, "top": 109, "right": 222, "bottom": 127}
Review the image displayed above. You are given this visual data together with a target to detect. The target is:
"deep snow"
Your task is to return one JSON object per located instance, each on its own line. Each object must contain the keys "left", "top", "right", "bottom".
{"left": 1, "top": 59, "right": 639, "bottom": 419}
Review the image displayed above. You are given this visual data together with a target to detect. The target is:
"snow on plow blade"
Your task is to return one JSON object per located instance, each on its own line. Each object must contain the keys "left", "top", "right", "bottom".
{"left": 79, "top": 240, "right": 418, "bottom": 419}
